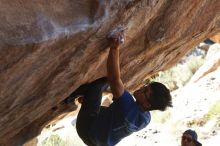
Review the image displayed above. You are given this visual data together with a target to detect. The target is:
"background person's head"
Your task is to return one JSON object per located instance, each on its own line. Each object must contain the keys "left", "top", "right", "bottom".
{"left": 133, "top": 81, "right": 172, "bottom": 111}
{"left": 181, "top": 129, "right": 202, "bottom": 146}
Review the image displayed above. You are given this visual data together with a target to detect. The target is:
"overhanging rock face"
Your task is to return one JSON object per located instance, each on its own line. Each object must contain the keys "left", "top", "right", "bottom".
{"left": 0, "top": 0, "right": 219, "bottom": 145}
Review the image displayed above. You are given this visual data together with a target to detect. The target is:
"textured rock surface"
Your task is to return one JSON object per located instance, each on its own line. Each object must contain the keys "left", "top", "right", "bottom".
{"left": 0, "top": 0, "right": 220, "bottom": 145}
{"left": 210, "top": 32, "right": 220, "bottom": 43}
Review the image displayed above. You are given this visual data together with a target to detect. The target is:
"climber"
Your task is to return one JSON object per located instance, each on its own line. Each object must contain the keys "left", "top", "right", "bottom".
{"left": 64, "top": 29, "right": 172, "bottom": 146}
{"left": 181, "top": 129, "right": 202, "bottom": 146}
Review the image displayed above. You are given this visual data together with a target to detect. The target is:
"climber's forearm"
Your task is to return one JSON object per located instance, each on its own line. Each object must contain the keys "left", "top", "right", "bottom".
{"left": 107, "top": 46, "right": 124, "bottom": 99}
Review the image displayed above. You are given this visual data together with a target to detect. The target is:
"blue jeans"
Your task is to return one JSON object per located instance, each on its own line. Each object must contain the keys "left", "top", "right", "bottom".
{"left": 76, "top": 77, "right": 107, "bottom": 146}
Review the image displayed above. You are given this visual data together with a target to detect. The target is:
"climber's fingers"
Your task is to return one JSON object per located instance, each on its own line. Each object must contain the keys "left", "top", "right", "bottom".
{"left": 107, "top": 29, "right": 125, "bottom": 48}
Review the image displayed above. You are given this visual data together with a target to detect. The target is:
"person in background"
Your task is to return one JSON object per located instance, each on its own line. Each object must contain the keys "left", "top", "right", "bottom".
{"left": 181, "top": 129, "right": 202, "bottom": 146}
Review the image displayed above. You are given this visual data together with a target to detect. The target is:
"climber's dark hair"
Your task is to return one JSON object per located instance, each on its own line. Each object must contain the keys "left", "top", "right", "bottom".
{"left": 148, "top": 82, "right": 172, "bottom": 111}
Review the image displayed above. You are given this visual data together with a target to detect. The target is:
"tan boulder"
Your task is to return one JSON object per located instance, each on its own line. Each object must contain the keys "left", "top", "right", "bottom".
{"left": 0, "top": 0, "right": 220, "bottom": 145}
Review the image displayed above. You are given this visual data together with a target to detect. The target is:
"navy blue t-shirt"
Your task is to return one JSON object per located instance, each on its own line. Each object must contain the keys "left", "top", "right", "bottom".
{"left": 88, "top": 90, "right": 151, "bottom": 146}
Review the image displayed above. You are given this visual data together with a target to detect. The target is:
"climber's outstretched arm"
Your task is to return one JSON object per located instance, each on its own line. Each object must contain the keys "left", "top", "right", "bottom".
{"left": 107, "top": 33, "right": 124, "bottom": 99}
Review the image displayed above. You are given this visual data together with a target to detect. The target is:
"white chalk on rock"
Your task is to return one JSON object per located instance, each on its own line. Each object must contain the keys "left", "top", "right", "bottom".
{"left": 108, "top": 26, "right": 126, "bottom": 44}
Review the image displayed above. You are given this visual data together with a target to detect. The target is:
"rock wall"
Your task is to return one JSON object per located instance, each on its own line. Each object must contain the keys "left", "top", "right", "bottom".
{"left": 0, "top": 0, "right": 219, "bottom": 145}
{"left": 210, "top": 32, "right": 220, "bottom": 43}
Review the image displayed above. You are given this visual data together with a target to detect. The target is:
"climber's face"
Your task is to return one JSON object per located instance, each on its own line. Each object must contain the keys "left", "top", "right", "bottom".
{"left": 133, "top": 85, "right": 152, "bottom": 111}
{"left": 181, "top": 134, "right": 196, "bottom": 146}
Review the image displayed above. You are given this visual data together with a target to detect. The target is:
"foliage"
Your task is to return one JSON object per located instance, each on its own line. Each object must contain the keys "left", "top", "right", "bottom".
{"left": 38, "top": 128, "right": 85, "bottom": 146}
{"left": 40, "top": 134, "right": 65, "bottom": 146}
{"left": 187, "top": 100, "right": 220, "bottom": 127}
{"left": 186, "top": 56, "right": 204, "bottom": 74}
{"left": 151, "top": 110, "right": 172, "bottom": 124}
{"left": 150, "top": 56, "right": 204, "bottom": 91}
